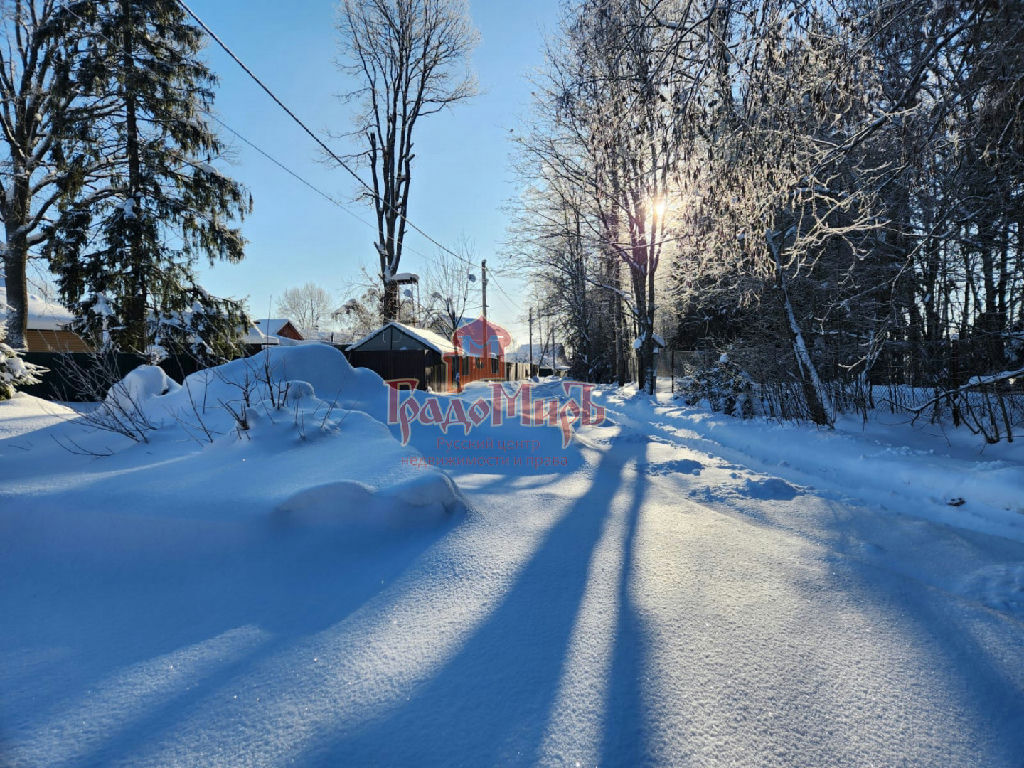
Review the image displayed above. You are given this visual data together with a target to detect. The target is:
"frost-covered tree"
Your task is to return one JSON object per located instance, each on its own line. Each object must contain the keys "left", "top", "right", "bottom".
{"left": 513, "top": 0, "right": 713, "bottom": 393}
{"left": 336, "top": 0, "right": 477, "bottom": 322}
{"left": 513, "top": 0, "right": 1022, "bottom": 433}
{"left": 0, "top": 0, "right": 118, "bottom": 349}
{"left": 45, "top": 0, "right": 251, "bottom": 356}
{"left": 334, "top": 286, "right": 386, "bottom": 339}
{"left": 276, "top": 282, "right": 334, "bottom": 333}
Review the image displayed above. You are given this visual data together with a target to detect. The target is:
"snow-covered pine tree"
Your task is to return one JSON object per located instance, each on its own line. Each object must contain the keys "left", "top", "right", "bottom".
{"left": 46, "top": 0, "right": 251, "bottom": 356}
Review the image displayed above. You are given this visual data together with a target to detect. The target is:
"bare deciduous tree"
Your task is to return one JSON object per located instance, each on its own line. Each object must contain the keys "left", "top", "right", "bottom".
{"left": 276, "top": 282, "right": 335, "bottom": 332}
{"left": 1, "top": 0, "right": 117, "bottom": 348}
{"left": 335, "top": 0, "right": 477, "bottom": 322}
{"left": 421, "top": 240, "right": 473, "bottom": 341}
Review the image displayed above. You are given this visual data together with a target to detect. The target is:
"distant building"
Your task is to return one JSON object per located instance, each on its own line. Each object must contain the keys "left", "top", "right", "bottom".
{"left": 345, "top": 321, "right": 456, "bottom": 391}
{"left": 507, "top": 342, "right": 570, "bottom": 376}
{"left": 0, "top": 278, "right": 92, "bottom": 353}
{"left": 254, "top": 318, "right": 304, "bottom": 342}
{"left": 345, "top": 319, "right": 529, "bottom": 391}
{"left": 449, "top": 317, "right": 513, "bottom": 385}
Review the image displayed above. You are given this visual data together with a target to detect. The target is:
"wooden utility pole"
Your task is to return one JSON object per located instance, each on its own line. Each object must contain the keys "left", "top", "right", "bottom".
{"left": 481, "top": 259, "right": 489, "bottom": 375}
{"left": 528, "top": 306, "right": 534, "bottom": 376}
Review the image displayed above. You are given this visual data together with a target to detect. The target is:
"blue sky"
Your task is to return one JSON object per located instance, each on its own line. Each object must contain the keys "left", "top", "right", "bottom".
{"left": 190, "top": 0, "right": 562, "bottom": 341}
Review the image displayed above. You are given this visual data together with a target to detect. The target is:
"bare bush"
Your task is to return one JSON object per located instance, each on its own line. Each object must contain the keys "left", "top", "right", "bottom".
{"left": 54, "top": 353, "right": 160, "bottom": 443}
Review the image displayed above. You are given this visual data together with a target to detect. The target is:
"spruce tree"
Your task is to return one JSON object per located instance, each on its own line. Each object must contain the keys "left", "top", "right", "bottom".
{"left": 47, "top": 0, "right": 251, "bottom": 359}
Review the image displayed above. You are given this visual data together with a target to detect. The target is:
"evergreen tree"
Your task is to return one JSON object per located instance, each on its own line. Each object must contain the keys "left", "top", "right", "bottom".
{"left": 47, "top": 0, "right": 251, "bottom": 357}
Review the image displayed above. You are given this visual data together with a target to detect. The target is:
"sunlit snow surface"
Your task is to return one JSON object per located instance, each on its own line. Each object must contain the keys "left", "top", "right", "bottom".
{"left": 1, "top": 350, "right": 1022, "bottom": 767}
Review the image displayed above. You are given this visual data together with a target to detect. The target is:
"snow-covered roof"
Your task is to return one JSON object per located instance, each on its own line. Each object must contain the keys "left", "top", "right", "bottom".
{"left": 0, "top": 276, "right": 74, "bottom": 331}
{"left": 240, "top": 323, "right": 280, "bottom": 345}
{"left": 301, "top": 329, "right": 355, "bottom": 346}
{"left": 254, "top": 318, "right": 299, "bottom": 338}
{"left": 348, "top": 321, "right": 457, "bottom": 356}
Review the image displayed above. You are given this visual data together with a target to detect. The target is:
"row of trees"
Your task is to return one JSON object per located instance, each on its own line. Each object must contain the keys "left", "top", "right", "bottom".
{"left": 1, "top": 0, "right": 250, "bottom": 363}
{"left": 511, "top": 0, "right": 1023, "bottom": 431}
{"left": 3, "top": 0, "right": 480, "bottom": 373}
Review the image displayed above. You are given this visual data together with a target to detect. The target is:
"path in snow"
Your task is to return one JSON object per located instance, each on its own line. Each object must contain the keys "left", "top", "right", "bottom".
{"left": 1, "top": 391, "right": 1023, "bottom": 767}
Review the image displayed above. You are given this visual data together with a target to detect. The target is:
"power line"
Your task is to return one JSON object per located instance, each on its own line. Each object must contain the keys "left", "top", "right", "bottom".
{"left": 173, "top": 0, "right": 478, "bottom": 271}
{"left": 61, "top": 0, "right": 466, "bottom": 273}
{"left": 202, "top": 113, "right": 376, "bottom": 232}
{"left": 203, "top": 112, "right": 480, "bottom": 272}
{"left": 488, "top": 272, "right": 526, "bottom": 317}
{"left": 59, "top": 0, "right": 504, "bottom": 306}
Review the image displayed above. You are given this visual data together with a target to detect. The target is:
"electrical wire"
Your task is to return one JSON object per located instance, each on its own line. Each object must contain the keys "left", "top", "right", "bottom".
{"left": 202, "top": 113, "right": 375, "bottom": 231}
{"left": 57, "top": 0, "right": 513, "bottom": 306}
{"left": 173, "top": 0, "right": 479, "bottom": 271}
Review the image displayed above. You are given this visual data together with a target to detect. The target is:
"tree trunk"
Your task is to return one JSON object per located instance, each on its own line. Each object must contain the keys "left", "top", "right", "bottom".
{"left": 632, "top": 262, "right": 648, "bottom": 392}
{"left": 381, "top": 280, "right": 399, "bottom": 323}
{"left": 646, "top": 246, "right": 657, "bottom": 395}
{"left": 770, "top": 236, "right": 832, "bottom": 426}
{"left": 2, "top": 173, "right": 31, "bottom": 350}
{"left": 2, "top": 246, "right": 29, "bottom": 350}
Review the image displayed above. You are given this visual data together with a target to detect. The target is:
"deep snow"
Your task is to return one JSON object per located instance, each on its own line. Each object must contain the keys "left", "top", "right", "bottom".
{"left": 1, "top": 346, "right": 1022, "bottom": 767}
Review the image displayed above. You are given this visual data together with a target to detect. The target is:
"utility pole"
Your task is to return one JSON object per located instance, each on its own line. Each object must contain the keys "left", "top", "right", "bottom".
{"left": 481, "top": 259, "right": 487, "bottom": 322}
{"left": 528, "top": 306, "right": 534, "bottom": 377}
{"left": 481, "top": 259, "right": 489, "bottom": 376}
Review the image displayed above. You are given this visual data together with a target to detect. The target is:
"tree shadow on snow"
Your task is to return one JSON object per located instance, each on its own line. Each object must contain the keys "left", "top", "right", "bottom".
{"left": 596, "top": 450, "right": 656, "bottom": 768}
{"left": 0, "top": 517, "right": 453, "bottom": 768}
{"left": 290, "top": 438, "right": 651, "bottom": 767}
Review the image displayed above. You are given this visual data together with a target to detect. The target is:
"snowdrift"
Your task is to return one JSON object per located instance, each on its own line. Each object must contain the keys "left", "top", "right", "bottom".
{"left": 76, "top": 345, "right": 464, "bottom": 536}
{"left": 274, "top": 472, "right": 462, "bottom": 537}
{"left": 150, "top": 344, "right": 389, "bottom": 426}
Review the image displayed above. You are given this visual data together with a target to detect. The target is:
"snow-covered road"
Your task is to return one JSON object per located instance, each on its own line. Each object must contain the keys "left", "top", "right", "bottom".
{"left": 370, "top": 405, "right": 1024, "bottom": 768}
{"left": 1, "top": 378, "right": 1023, "bottom": 767}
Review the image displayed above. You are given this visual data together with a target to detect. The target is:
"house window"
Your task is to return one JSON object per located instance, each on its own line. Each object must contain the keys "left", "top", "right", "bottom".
{"left": 491, "top": 358, "right": 498, "bottom": 375}
{"left": 476, "top": 358, "right": 483, "bottom": 369}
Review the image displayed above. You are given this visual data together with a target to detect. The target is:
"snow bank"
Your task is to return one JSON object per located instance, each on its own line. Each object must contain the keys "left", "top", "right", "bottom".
{"left": 158, "top": 344, "right": 388, "bottom": 418}
{"left": 100, "top": 345, "right": 391, "bottom": 439}
{"left": 0, "top": 393, "right": 79, "bottom": 442}
{"left": 66, "top": 346, "right": 462, "bottom": 536}
{"left": 601, "top": 391, "right": 1024, "bottom": 543}
{"left": 106, "top": 365, "right": 180, "bottom": 408}
{"left": 275, "top": 472, "right": 462, "bottom": 536}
